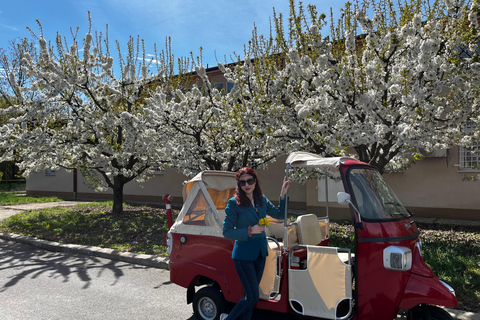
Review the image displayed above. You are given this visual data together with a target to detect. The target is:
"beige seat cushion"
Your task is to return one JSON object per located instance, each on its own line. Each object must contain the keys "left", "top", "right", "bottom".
{"left": 296, "top": 214, "right": 325, "bottom": 245}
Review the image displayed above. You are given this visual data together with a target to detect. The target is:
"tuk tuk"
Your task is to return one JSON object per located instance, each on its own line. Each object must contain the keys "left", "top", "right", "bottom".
{"left": 167, "top": 152, "right": 457, "bottom": 320}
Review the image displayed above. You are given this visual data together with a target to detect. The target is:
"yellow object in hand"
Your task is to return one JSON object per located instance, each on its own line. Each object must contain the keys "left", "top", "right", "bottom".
{"left": 258, "top": 218, "right": 269, "bottom": 226}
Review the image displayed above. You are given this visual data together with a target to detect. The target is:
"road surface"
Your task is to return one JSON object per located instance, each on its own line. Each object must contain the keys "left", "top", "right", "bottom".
{"left": 0, "top": 239, "right": 301, "bottom": 320}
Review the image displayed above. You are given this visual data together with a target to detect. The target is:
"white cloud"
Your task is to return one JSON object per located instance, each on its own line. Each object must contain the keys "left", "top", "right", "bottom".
{"left": 0, "top": 24, "right": 18, "bottom": 32}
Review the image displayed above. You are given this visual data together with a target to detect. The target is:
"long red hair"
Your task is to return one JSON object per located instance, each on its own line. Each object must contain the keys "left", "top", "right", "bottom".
{"left": 235, "top": 167, "right": 264, "bottom": 207}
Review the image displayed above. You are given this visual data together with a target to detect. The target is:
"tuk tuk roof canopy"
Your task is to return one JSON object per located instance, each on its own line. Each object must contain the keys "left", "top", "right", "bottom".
{"left": 183, "top": 170, "right": 237, "bottom": 201}
{"left": 286, "top": 152, "right": 358, "bottom": 168}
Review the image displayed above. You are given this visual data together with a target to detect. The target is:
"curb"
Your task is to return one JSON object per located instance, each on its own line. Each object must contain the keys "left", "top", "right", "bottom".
{"left": 0, "top": 231, "right": 169, "bottom": 270}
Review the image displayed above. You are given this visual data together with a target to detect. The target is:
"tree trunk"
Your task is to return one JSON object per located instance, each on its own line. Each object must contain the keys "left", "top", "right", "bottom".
{"left": 111, "top": 176, "right": 125, "bottom": 215}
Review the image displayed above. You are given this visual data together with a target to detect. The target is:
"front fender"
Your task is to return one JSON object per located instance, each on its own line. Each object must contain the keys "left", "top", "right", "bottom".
{"left": 399, "top": 273, "right": 457, "bottom": 310}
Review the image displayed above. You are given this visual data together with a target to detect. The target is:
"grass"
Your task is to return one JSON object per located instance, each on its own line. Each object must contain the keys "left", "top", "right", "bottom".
{"left": 0, "top": 201, "right": 177, "bottom": 256}
{"left": 0, "top": 192, "right": 61, "bottom": 205}
{"left": 418, "top": 223, "right": 480, "bottom": 313}
{"left": 0, "top": 200, "right": 478, "bottom": 313}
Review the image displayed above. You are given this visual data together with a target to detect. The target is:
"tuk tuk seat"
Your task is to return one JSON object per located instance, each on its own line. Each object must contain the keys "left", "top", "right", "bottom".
{"left": 266, "top": 223, "right": 299, "bottom": 250}
{"left": 296, "top": 214, "right": 327, "bottom": 245}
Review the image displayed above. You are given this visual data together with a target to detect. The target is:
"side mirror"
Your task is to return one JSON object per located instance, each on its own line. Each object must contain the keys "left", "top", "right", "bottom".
{"left": 337, "top": 192, "right": 351, "bottom": 205}
{"left": 337, "top": 192, "right": 364, "bottom": 229}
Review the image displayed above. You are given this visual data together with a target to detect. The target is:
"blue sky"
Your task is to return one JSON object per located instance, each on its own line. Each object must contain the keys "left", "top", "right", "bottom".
{"left": 0, "top": 0, "right": 347, "bottom": 68}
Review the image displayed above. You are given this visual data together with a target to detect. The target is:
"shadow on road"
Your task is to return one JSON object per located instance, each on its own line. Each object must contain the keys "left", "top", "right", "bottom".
{"left": 0, "top": 240, "right": 132, "bottom": 291}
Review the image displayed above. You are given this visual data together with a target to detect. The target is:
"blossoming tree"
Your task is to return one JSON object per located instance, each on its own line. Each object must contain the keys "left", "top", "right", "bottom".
{"left": 146, "top": 55, "right": 290, "bottom": 176}
{"left": 268, "top": 0, "right": 480, "bottom": 173}
{"left": 0, "top": 19, "right": 190, "bottom": 214}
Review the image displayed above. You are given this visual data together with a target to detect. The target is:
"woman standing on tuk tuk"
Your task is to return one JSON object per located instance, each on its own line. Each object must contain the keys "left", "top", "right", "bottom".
{"left": 222, "top": 167, "right": 290, "bottom": 320}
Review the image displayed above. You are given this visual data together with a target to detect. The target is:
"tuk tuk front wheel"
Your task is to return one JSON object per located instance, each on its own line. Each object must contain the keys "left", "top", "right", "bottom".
{"left": 407, "top": 305, "right": 453, "bottom": 320}
{"left": 193, "top": 286, "right": 227, "bottom": 320}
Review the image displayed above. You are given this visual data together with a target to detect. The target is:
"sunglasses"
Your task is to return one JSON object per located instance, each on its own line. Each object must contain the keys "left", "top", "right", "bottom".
{"left": 238, "top": 178, "right": 256, "bottom": 187}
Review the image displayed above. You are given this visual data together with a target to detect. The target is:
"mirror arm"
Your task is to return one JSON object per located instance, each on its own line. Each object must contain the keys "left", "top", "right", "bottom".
{"left": 347, "top": 200, "right": 364, "bottom": 230}
{"left": 283, "top": 164, "right": 292, "bottom": 255}
{"left": 337, "top": 192, "right": 364, "bottom": 229}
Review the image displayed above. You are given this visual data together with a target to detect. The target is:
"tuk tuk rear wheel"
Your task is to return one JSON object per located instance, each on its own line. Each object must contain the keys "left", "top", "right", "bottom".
{"left": 407, "top": 305, "right": 453, "bottom": 320}
{"left": 193, "top": 286, "right": 227, "bottom": 320}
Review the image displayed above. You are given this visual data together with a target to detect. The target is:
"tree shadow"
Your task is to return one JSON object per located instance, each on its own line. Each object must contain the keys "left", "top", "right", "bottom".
{"left": 0, "top": 239, "right": 134, "bottom": 292}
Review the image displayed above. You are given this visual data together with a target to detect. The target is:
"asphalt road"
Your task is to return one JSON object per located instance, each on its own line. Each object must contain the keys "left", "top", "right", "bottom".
{"left": 0, "top": 239, "right": 301, "bottom": 320}
{"left": 0, "top": 238, "right": 193, "bottom": 320}
{"left": 2, "top": 238, "right": 479, "bottom": 320}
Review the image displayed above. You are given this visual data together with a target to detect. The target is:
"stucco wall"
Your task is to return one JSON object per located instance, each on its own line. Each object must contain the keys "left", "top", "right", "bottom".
{"left": 27, "top": 169, "right": 72, "bottom": 194}
{"left": 25, "top": 157, "right": 307, "bottom": 208}
{"left": 383, "top": 147, "right": 480, "bottom": 219}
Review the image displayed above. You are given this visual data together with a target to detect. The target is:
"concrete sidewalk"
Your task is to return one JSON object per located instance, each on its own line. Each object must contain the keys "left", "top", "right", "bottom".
{"left": 0, "top": 201, "right": 479, "bottom": 320}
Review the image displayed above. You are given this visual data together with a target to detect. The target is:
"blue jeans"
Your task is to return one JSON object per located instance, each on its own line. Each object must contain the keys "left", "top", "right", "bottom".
{"left": 228, "top": 254, "right": 266, "bottom": 320}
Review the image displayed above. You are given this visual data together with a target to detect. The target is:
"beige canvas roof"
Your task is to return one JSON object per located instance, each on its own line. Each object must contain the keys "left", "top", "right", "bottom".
{"left": 183, "top": 170, "right": 237, "bottom": 201}
{"left": 286, "top": 151, "right": 357, "bottom": 169}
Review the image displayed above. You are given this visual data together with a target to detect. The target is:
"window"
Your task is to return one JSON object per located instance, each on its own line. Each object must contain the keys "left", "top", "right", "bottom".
{"left": 459, "top": 120, "right": 480, "bottom": 172}
{"left": 182, "top": 189, "right": 215, "bottom": 226}
{"left": 208, "top": 188, "right": 235, "bottom": 210}
{"left": 44, "top": 168, "right": 56, "bottom": 176}
{"left": 148, "top": 165, "right": 164, "bottom": 175}
{"left": 347, "top": 168, "right": 410, "bottom": 221}
{"left": 458, "top": 43, "right": 480, "bottom": 59}
{"left": 212, "top": 82, "right": 234, "bottom": 94}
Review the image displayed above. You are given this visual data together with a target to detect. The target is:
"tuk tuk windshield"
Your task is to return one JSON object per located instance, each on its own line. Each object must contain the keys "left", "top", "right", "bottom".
{"left": 347, "top": 167, "right": 410, "bottom": 221}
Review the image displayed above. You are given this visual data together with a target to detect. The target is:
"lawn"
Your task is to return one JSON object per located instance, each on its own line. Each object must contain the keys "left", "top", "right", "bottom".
{"left": 0, "top": 192, "right": 61, "bottom": 205}
{"left": 0, "top": 200, "right": 478, "bottom": 313}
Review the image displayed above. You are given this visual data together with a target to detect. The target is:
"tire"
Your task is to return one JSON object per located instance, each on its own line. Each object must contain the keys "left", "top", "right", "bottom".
{"left": 407, "top": 305, "right": 453, "bottom": 320}
{"left": 192, "top": 286, "right": 227, "bottom": 320}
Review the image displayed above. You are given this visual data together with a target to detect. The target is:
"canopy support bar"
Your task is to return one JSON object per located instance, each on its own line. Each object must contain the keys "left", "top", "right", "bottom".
{"left": 283, "top": 164, "right": 292, "bottom": 255}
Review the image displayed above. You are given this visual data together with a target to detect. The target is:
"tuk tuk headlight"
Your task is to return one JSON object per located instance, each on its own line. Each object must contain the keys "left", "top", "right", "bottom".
{"left": 383, "top": 246, "right": 412, "bottom": 271}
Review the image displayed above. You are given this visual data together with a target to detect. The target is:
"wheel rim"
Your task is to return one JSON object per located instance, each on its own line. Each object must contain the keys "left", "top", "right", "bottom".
{"left": 198, "top": 296, "right": 217, "bottom": 320}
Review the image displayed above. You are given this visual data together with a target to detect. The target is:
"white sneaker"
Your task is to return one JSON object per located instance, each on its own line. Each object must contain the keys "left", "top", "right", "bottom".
{"left": 219, "top": 313, "right": 228, "bottom": 320}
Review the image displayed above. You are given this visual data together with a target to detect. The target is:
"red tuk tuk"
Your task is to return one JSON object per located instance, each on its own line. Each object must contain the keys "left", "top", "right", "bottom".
{"left": 167, "top": 152, "right": 457, "bottom": 320}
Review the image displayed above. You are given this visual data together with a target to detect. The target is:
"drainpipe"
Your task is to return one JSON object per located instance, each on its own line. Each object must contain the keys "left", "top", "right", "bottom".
{"left": 73, "top": 169, "right": 78, "bottom": 200}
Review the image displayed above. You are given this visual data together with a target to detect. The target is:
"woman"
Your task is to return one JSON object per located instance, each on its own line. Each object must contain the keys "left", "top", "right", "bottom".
{"left": 221, "top": 167, "right": 290, "bottom": 320}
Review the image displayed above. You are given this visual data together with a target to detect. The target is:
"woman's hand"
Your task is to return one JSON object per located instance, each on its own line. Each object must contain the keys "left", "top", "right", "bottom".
{"left": 250, "top": 225, "right": 265, "bottom": 235}
{"left": 280, "top": 177, "right": 290, "bottom": 199}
